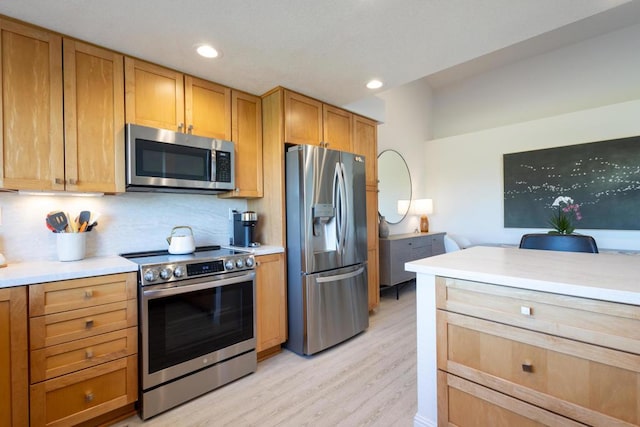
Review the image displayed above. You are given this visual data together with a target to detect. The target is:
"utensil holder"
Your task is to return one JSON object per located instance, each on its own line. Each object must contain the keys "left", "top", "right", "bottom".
{"left": 56, "top": 233, "right": 87, "bottom": 262}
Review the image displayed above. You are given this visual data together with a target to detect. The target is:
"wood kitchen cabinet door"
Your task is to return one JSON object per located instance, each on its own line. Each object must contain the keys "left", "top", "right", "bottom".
{"left": 366, "top": 189, "right": 380, "bottom": 310}
{"left": 125, "top": 57, "right": 185, "bottom": 132}
{"left": 0, "top": 287, "right": 29, "bottom": 427}
{"left": 323, "top": 104, "right": 352, "bottom": 151}
{"left": 0, "top": 18, "right": 64, "bottom": 191}
{"left": 284, "top": 90, "right": 323, "bottom": 145}
{"left": 352, "top": 114, "right": 378, "bottom": 190}
{"left": 184, "top": 75, "right": 231, "bottom": 139}
{"left": 63, "top": 39, "right": 125, "bottom": 193}
{"left": 220, "top": 90, "right": 263, "bottom": 198}
{"left": 255, "top": 253, "right": 287, "bottom": 358}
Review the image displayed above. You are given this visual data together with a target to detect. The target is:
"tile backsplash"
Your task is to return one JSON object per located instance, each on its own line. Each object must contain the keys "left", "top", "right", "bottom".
{"left": 0, "top": 192, "right": 246, "bottom": 263}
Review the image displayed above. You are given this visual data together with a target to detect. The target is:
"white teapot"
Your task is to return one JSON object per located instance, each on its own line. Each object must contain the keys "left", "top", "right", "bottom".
{"left": 166, "top": 226, "right": 196, "bottom": 254}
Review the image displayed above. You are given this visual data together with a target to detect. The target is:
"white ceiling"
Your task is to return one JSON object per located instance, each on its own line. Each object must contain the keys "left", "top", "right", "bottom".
{"left": 0, "top": 0, "right": 638, "bottom": 107}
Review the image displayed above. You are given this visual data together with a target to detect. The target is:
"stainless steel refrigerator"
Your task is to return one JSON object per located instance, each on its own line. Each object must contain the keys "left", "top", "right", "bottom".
{"left": 285, "top": 144, "right": 369, "bottom": 355}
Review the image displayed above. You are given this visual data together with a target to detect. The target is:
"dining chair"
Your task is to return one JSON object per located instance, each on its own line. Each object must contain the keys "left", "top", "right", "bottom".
{"left": 518, "top": 233, "right": 599, "bottom": 253}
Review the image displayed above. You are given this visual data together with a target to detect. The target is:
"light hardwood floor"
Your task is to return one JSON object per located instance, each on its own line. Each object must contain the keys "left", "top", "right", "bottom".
{"left": 115, "top": 283, "right": 418, "bottom": 427}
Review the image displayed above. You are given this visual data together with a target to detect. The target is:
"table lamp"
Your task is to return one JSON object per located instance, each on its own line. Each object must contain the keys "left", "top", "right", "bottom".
{"left": 414, "top": 199, "right": 433, "bottom": 233}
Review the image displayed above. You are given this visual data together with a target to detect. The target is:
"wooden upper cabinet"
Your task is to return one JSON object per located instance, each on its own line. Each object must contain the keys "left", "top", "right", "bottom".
{"left": 185, "top": 76, "right": 231, "bottom": 139}
{"left": 125, "top": 57, "right": 232, "bottom": 139}
{"left": 284, "top": 90, "right": 323, "bottom": 145}
{"left": 0, "top": 19, "right": 64, "bottom": 191}
{"left": 220, "top": 90, "right": 263, "bottom": 198}
{"left": 352, "top": 114, "right": 378, "bottom": 189}
{"left": 63, "top": 39, "right": 125, "bottom": 193}
{"left": 323, "top": 105, "right": 352, "bottom": 151}
{"left": 124, "top": 57, "right": 185, "bottom": 132}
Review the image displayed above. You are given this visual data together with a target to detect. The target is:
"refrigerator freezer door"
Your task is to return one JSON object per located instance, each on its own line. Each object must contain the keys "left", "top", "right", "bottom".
{"left": 287, "top": 263, "right": 369, "bottom": 355}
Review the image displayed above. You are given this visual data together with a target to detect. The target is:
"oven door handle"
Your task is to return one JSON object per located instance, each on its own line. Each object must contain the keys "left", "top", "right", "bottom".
{"left": 142, "top": 272, "right": 255, "bottom": 299}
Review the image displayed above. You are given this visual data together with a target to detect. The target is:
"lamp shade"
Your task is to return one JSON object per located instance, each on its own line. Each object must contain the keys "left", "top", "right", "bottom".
{"left": 413, "top": 199, "right": 433, "bottom": 215}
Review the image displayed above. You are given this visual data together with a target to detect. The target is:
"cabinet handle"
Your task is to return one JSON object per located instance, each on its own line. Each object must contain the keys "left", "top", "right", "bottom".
{"left": 85, "top": 319, "right": 94, "bottom": 329}
{"left": 178, "top": 123, "right": 184, "bottom": 132}
{"left": 520, "top": 306, "right": 533, "bottom": 316}
{"left": 68, "top": 178, "right": 77, "bottom": 185}
{"left": 85, "top": 392, "right": 94, "bottom": 403}
{"left": 55, "top": 178, "right": 65, "bottom": 185}
{"left": 521, "top": 361, "right": 534, "bottom": 373}
{"left": 85, "top": 349, "right": 94, "bottom": 359}
{"left": 84, "top": 289, "right": 93, "bottom": 299}
{"left": 188, "top": 124, "right": 194, "bottom": 134}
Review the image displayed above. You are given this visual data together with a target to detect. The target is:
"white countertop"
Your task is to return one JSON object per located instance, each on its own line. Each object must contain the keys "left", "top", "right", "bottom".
{"left": 0, "top": 256, "right": 138, "bottom": 288}
{"left": 406, "top": 245, "right": 640, "bottom": 305}
{"left": 0, "top": 245, "right": 285, "bottom": 289}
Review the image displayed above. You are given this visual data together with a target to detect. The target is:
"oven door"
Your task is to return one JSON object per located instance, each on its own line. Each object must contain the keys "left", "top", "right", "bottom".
{"left": 140, "top": 271, "right": 255, "bottom": 390}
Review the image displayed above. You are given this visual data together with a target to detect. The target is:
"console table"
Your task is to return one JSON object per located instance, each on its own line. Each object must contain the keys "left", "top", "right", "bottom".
{"left": 379, "top": 232, "right": 445, "bottom": 298}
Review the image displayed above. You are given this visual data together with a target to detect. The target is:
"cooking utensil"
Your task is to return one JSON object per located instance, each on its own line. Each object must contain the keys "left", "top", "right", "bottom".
{"left": 77, "top": 210, "right": 91, "bottom": 232}
{"left": 46, "top": 211, "right": 68, "bottom": 233}
{"left": 167, "top": 226, "right": 196, "bottom": 254}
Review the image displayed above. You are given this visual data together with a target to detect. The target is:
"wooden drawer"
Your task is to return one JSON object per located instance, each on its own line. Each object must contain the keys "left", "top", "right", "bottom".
{"left": 30, "top": 327, "right": 137, "bottom": 383}
{"left": 29, "top": 273, "right": 137, "bottom": 316}
{"left": 30, "top": 355, "right": 137, "bottom": 427}
{"left": 436, "top": 277, "right": 640, "bottom": 354}
{"left": 438, "top": 372, "right": 586, "bottom": 427}
{"left": 438, "top": 311, "right": 640, "bottom": 426}
{"left": 30, "top": 299, "right": 137, "bottom": 349}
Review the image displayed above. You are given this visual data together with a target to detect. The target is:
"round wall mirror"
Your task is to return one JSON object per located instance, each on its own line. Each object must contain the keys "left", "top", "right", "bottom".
{"left": 377, "top": 149, "right": 412, "bottom": 224}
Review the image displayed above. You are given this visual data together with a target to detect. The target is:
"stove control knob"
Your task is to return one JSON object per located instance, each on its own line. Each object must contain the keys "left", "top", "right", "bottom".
{"left": 236, "top": 259, "right": 245, "bottom": 269}
{"left": 225, "top": 260, "right": 235, "bottom": 270}
{"left": 143, "top": 269, "right": 159, "bottom": 282}
{"left": 245, "top": 257, "right": 255, "bottom": 268}
{"left": 159, "top": 267, "right": 173, "bottom": 280}
{"left": 174, "top": 265, "right": 185, "bottom": 278}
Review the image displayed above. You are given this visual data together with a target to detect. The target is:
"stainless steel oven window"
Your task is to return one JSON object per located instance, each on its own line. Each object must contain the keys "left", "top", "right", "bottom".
{"left": 140, "top": 272, "right": 256, "bottom": 389}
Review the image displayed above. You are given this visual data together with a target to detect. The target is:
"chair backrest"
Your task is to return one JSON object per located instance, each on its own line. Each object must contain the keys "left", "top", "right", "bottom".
{"left": 519, "top": 233, "right": 599, "bottom": 253}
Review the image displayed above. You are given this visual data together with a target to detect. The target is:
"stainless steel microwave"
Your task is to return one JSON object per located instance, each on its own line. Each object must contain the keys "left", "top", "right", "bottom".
{"left": 125, "top": 124, "right": 235, "bottom": 194}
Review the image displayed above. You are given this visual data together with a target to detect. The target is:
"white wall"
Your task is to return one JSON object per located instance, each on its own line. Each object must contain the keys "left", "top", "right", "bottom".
{"left": 0, "top": 192, "right": 246, "bottom": 262}
{"left": 376, "top": 79, "right": 434, "bottom": 235}
{"left": 431, "top": 23, "right": 640, "bottom": 139}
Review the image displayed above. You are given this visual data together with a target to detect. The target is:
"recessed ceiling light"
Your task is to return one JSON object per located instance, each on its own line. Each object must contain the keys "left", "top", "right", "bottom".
{"left": 366, "top": 79, "right": 383, "bottom": 89}
{"left": 196, "top": 45, "right": 219, "bottom": 58}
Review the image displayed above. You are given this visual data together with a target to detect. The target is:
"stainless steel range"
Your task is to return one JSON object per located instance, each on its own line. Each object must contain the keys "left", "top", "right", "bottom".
{"left": 121, "top": 246, "right": 256, "bottom": 420}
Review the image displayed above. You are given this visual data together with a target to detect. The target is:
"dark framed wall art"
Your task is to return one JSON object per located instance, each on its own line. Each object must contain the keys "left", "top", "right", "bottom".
{"left": 503, "top": 135, "right": 640, "bottom": 230}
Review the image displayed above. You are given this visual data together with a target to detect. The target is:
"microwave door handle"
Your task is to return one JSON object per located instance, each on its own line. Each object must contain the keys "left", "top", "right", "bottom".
{"left": 210, "top": 150, "right": 216, "bottom": 182}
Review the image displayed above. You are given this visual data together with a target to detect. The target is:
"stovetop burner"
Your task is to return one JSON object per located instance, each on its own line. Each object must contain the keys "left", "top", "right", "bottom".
{"left": 121, "top": 245, "right": 255, "bottom": 286}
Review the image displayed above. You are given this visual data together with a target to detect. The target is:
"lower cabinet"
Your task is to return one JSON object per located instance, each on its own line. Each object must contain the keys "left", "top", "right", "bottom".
{"left": 29, "top": 273, "right": 138, "bottom": 426}
{"left": 436, "top": 277, "right": 640, "bottom": 426}
{"left": 0, "top": 287, "right": 29, "bottom": 427}
{"left": 255, "top": 253, "right": 287, "bottom": 359}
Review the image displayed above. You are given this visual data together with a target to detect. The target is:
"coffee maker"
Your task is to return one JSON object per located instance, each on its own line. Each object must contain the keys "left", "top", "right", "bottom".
{"left": 231, "top": 210, "right": 259, "bottom": 247}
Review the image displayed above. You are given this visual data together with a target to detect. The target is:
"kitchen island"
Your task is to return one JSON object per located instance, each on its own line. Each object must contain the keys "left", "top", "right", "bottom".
{"left": 406, "top": 246, "right": 640, "bottom": 427}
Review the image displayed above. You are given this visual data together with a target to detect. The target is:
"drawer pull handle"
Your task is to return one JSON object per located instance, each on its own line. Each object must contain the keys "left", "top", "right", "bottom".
{"left": 521, "top": 362, "right": 534, "bottom": 373}
{"left": 520, "top": 306, "right": 532, "bottom": 316}
{"left": 85, "top": 349, "right": 93, "bottom": 359}
{"left": 85, "top": 319, "right": 94, "bottom": 329}
{"left": 84, "top": 289, "right": 93, "bottom": 299}
{"left": 85, "top": 392, "right": 94, "bottom": 403}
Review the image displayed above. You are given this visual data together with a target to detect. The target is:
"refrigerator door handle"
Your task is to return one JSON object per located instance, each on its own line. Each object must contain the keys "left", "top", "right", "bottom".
{"left": 339, "top": 162, "right": 348, "bottom": 249}
{"left": 315, "top": 266, "right": 365, "bottom": 283}
{"left": 335, "top": 162, "right": 348, "bottom": 254}
{"left": 333, "top": 163, "right": 342, "bottom": 248}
